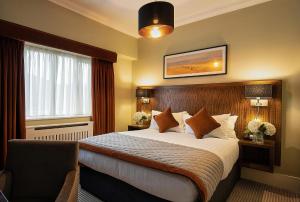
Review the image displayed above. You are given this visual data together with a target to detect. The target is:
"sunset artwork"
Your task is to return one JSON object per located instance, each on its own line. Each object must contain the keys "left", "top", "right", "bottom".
{"left": 164, "top": 46, "right": 227, "bottom": 79}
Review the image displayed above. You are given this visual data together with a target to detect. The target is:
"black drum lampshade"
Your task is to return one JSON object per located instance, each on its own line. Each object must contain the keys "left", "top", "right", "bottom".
{"left": 245, "top": 84, "right": 273, "bottom": 99}
{"left": 138, "top": 1, "right": 174, "bottom": 38}
{"left": 136, "top": 89, "right": 153, "bottom": 98}
{"left": 136, "top": 88, "right": 154, "bottom": 104}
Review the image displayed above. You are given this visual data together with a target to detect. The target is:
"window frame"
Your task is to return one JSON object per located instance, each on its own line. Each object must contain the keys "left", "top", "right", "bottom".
{"left": 24, "top": 42, "right": 92, "bottom": 120}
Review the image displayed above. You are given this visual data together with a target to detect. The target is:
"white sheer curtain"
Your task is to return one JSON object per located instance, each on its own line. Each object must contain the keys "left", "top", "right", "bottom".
{"left": 24, "top": 44, "right": 91, "bottom": 119}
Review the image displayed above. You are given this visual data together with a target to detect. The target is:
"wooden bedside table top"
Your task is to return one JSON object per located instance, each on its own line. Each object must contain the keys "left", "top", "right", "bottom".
{"left": 128, "top": 124, "right": 149, "bottom": 128}
{"left": 239, "top": 139, "right": 275, "bottom": 148}
{"left": 128, "top": 124, "right": 149, "bottom": 131}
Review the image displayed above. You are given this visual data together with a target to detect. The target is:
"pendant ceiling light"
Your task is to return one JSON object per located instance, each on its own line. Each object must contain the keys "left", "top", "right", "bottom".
{"left": 138, "top": 1, "right": 174, "bottom": 39}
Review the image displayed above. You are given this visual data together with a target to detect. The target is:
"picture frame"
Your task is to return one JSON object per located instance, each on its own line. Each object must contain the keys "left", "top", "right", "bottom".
{"left": 163, "top": 45, "right": 227, "bottom": 79}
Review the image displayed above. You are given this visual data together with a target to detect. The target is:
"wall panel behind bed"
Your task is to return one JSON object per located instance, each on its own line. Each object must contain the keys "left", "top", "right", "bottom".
{"left": 137, "top": 80, "right": 282, "bottom": 165}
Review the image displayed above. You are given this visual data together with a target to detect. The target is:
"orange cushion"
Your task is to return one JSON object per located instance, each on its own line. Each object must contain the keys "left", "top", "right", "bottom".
{"left": 185, "top": 108, "right": 221, "bottom": 139}
{"left": 154, "top": 108, "right": 179, "bottom": 133}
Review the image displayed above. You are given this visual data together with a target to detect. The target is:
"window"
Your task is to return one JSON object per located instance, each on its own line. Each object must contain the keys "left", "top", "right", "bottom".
{"left": 24, "top": 44, "right": 92, "bottom": 119}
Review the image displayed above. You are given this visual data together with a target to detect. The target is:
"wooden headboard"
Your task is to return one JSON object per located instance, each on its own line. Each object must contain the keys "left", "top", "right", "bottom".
{"left": 137, "top": 80, "right": 282, "bottom": 165}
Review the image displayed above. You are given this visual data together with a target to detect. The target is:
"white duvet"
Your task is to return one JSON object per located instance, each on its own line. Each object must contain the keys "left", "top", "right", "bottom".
{"left": 79, "top": 129, "right": 239, "bottom": 202}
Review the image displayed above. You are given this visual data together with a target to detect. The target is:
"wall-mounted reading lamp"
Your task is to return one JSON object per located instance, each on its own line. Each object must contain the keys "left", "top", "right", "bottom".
{"left": 136, "top": 88, "right": 154, "bottom": 104}
{"left": 245, "top": 84, "right": 273, "bottom": 120}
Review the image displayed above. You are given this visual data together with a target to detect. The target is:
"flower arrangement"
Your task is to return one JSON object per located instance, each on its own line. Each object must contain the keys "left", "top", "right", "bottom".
{"left": 133, "top": 111, "right": 149, "bottom": 125}
{"left": 244, "top": 120, "right": 276, "bottom": 142}
{"left": 247, "top": 120, "right": 262, "bottom": 134}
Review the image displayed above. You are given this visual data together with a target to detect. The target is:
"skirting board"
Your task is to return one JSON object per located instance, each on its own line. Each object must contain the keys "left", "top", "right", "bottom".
{"left": 241, "top": 167, "right": 300, "bottom": 194}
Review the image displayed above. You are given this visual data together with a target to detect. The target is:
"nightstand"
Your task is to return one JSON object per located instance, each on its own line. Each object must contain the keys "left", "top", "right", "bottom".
{"left": 128, "top": 124, "right": 149, "bottom": 131}
{"left": 239, "top": 139, "right": 275, "bottom": 172}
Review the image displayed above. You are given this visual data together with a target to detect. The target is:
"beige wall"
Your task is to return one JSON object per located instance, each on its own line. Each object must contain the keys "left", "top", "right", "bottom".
{"left": 114, "top": 56, "right": 134, "bottom": 131}
{"left": 0, "top": 0, "right": 136, "bottom": 131}
{"left": 133, "top": 0, "right": 300, "bottom": 178}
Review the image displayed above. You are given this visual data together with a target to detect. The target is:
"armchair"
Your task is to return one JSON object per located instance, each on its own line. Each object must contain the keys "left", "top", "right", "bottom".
{"left": 0, "top": 140, "right": 79, "bottom": 202}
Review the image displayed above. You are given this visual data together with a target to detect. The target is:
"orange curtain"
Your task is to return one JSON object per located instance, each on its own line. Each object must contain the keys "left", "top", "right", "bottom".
{"left": 92, "top": 58, "right": 115, "bottom": 135}
{"left": 0, "top": 36, "right": 26, "bottom": 169}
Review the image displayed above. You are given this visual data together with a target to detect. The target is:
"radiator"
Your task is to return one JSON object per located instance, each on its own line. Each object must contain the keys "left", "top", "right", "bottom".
{"left": 26, "top": 122, "right": 93, "bottom": 141}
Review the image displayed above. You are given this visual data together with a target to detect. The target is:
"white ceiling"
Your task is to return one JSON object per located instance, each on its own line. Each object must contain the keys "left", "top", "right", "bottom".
{"left": 49, "top": 0, "right": 271, "bottom": 38}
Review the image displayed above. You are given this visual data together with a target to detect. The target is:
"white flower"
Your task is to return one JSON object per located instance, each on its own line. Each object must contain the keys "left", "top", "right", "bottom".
{"left": 262, "top": 122, "right": 276, "bottom": 136}
{"left": 248, "top": 120, "right": 262, "bottom": 133}
{"left": 133, "top": 112, "right": 142, "bottom": 122}
{"left": 133, "top": 111, "right": 149, "bottom": 122}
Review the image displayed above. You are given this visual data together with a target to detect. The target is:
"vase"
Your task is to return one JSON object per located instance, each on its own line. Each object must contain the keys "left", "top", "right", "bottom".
{"left": 136, "top": 120, "right": 144, "bottom": 125}
{"left": 253, "top": 132, "right": 264, "bottom": 144}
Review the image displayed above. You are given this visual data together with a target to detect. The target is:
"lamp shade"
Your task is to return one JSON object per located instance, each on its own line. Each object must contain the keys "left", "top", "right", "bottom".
{"left": 245, "top": 84, "right": 273, "bottom": 99}
{"left": 136, "top": 89, "right": 153, "bottom": 98}
{"left": 138, "top": 1, "right": 174, "bottom": 38}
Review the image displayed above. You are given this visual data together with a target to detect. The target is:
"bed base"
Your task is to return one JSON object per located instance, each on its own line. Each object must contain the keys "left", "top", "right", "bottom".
{"left": 80, "top": 162, "right": 240, "bottom": 202}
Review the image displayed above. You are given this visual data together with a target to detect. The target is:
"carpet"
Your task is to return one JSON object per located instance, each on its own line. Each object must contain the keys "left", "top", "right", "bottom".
{"left": 227, "top": 180, "right": 300, "bottom": 202}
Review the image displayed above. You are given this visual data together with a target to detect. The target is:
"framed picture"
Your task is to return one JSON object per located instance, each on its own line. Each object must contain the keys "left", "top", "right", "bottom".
{"left": 164, "top": 45, "right": 227, "bottom": 79}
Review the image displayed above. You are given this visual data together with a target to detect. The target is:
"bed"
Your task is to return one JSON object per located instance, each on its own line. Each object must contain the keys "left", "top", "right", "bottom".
{"left": 79, "top": 80, "right": 281, "bottom": 202}
{"left": 79, "top": 129, "right": 239, "bottom": 202}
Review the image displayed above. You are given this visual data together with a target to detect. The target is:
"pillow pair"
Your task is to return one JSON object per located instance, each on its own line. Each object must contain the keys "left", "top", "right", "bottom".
{"left": 151, "top": 108, "right": 223, "bottom": 137}
{"left": 150, "top": 107, "right": 238, "bottom": 139}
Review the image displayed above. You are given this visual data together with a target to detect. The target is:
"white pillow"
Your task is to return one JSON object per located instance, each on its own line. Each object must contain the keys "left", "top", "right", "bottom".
{"left": 183, "top": 113, "right": 230, "bottom": 135}
{"left": 224, "top": 115, "right": 238, "bottom": 138}
{"left": 204, "top": 115, "right": 238, "bottom": 139}
{"left": 149, "top": 110, "right": 188, "bottom": 133}
{"left": 212, "top": 114, "right": 231, "bottom": 123}
{"left": 227, "top": 115, "right": 238, "bottom": 130}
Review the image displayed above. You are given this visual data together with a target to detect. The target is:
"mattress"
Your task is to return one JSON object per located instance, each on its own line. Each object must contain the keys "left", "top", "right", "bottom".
{"left": 79, "top": 129, "right": 239, "bottom": 202}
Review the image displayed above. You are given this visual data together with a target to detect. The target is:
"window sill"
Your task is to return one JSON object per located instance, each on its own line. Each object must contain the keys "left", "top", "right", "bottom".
{"left": 26, "top": 115, "right": 92, "bottom": 121}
